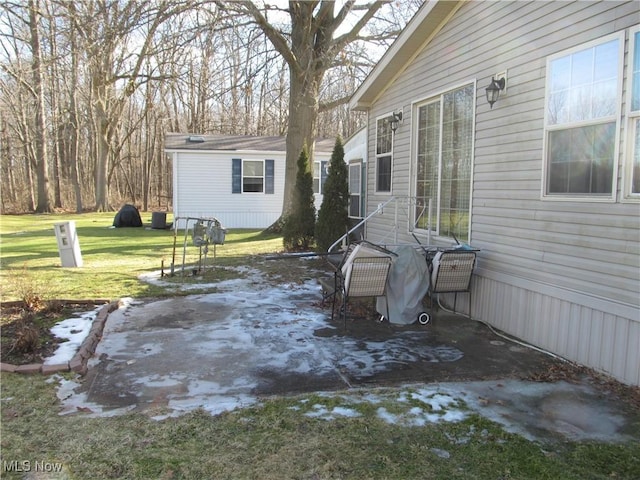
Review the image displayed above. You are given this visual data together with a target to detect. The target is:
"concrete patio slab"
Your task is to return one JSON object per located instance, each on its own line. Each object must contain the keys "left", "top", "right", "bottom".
{"left": 56, "top": 261, "right": 640, "bottom": 444}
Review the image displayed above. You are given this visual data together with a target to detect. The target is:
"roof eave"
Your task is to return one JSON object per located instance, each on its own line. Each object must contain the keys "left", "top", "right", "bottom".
{"left": 349, "top": 0, "right": 461, "bottom": 111}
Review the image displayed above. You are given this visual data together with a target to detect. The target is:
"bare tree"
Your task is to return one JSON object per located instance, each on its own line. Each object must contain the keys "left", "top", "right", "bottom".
{"left": 226, "top": 1, "right": 412, "bottom": 225}
{"left": 0, "top": 0, "right": 419, "bottom": 214}
{"left": 0, "top": 0, "right": 54, "bottom": 212}
{"left": 65, "top": 0, "right": 84, "bottom": 212}
{"left": 28, "top": 0, "right": 54, "bottom": 212}
{"left": 0, "top": 114, "right": 13, "bottom": 210}
{"left": 67, "top": 0, "right": 196, "bottom": 211}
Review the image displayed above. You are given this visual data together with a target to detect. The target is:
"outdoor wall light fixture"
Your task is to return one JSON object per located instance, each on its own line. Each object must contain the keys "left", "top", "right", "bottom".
{"left": 485, "top": 76, "right": 506, "bottom": 109}
{"left": 390, "top": 110, "right": 403, "bottom": 132}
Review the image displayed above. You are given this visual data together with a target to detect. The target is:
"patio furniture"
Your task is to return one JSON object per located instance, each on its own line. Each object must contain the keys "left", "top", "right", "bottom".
{"left": 430, "top": 250, "right": 476, "bottom": 292}
{"left": 424, "top": 249, "right": 477, "bottom": 320}
{"left": 320, "top": 242, "right": 395, "bottom": 329}
{"left": 376, "top": 245, "right": 431, "bottom": 325}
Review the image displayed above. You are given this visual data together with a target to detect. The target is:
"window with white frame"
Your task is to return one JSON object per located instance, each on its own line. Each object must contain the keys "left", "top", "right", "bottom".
{"left": 242, "top": 160, "right": 264, "bottom": 192}
{"left": 414, "top": 84, "right": 474, "bottom": 241}
{"left": 376, "top": 117, "right": 393, "bottom": 192}
{"left": 628, "top": 26, "right": 640, "bottom": 198}
{"left": 348, "top": 161, "right": 362, "bottom": 217}
{"left": 544, "top": 34, "right": 621, "bottom": 197}
{"left": 313, "top": 160, "right": 328, "bottom": 194}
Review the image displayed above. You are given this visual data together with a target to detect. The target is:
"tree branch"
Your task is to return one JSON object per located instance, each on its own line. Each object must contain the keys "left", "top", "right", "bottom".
{"left": 319, "top": 93, "right": 353, "bottom": 113}
{"left": 332, "top": 1, "right": 387, "bottom": 52}
{"left": 230, "top": 1, "right": 298, "bottom": 71}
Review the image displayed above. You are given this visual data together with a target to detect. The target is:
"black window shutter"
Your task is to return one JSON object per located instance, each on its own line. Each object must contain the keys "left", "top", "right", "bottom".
{"left": 265, "top": 159, "right": 275, "bottom": 194}
{"left": 232, "top": 158, "right": 242, "bottom": 193}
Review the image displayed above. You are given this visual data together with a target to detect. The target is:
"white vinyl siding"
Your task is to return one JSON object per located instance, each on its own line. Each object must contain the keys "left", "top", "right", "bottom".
{"left": 173, "top": 153, "right": 285, "bottom": 229}
{"left": 175, "top": 154, "right": 281, "bottom": 228}
{"left": 361, "top": 0, "right": 639, "bottom": 385}
{"left": 543, "top": 34, "right": 622, "bottom": 198}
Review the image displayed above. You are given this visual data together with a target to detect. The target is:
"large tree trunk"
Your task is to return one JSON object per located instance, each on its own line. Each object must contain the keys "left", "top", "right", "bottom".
{"left": 29, "top": 0, "right": 52, "bottom": 213}
{"left": 68, "top": 11, "right": 83, "bottom": 214}
{"left": 94, "top": 105, "right": 111, "bottom": 212}
{"left": 23, "top": 143, "right": 35, "bottom": 212}
{"left": 282, "top": 67, "right": 320, "bottom": 218}
{"left": 69, "top": 118, "right": 83, "bottom": 213}
{"left": 237, "top": 0, "right": 390, "bottom": 226}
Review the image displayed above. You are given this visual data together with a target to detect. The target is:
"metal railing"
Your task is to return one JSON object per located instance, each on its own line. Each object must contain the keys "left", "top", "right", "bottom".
{"left": 328, "top": 196, "right": 433, "bottom": 252}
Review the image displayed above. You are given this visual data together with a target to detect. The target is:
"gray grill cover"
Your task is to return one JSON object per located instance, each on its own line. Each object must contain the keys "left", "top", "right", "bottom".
{"left": 377, "top": 246, "right": 430, "bottom": 324}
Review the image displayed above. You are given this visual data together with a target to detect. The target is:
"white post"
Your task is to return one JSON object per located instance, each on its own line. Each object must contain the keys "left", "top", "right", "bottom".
{"left": 427, "top": 198, "right": 432, "bottom": 245}
{"left": 394, "top": 199, "right": 398, "bottom": 244}
{"left": 54, "top": 221, "right": 83, "bottom": 267}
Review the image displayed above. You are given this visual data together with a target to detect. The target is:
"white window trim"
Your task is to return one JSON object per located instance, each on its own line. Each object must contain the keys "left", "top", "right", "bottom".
{"left": 623, "top": 24, "right": 640, "bottom": 202}
{"left": 541, "top": 31, "right": 624, "bottom": 203}
{"left": 348, "top": 160, "right": 363, "bottom": 218}
{"left": 313, "top": 160, "right": 328, "bottom": 195}
{"left": 242, "top": 159, "right": 265, "bottom": 194}
{"left": 313, "top": 161, "right": 320, "bottom": 195}
{"left": 374, "top": 113, "right": 395, "bottom": 195}
{"left": 409, "top": 80, "right": 476, "bottom": 243}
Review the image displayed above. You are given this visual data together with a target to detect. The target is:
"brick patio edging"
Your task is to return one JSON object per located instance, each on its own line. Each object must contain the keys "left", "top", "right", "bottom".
{"left": 0, "top": 300, "right": 120, "bottom": 376}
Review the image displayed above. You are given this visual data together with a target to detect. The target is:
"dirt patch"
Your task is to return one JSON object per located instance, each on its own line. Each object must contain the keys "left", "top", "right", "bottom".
{"left": 527, "top": 361, "right": 640, "bottom": 413}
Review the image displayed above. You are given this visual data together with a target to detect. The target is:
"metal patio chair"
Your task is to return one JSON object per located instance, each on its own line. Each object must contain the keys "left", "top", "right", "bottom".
{"left": 427, "top": 250, "right": 477, "bottom": 315}
{"left": 332, "top": 246, "right": 393, "bottom": 329}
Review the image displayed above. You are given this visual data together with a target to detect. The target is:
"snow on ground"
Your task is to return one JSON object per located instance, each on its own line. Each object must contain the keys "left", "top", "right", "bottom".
{"left": 42, "top": 266, "right": 231, "bottom": 366}
{"left": 43, "top": 299, "right": 135, "bottom": 365}
{"left": 44, "top": 306, "right": 101, "bottom": 365}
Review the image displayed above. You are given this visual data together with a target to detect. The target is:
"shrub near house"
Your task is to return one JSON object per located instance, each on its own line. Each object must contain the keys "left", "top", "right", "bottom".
{"left": 316, "top": 136, "right": 350, "bottom": 252}
{"left": 283, "top": 146, "right": 316, "bottom": 251}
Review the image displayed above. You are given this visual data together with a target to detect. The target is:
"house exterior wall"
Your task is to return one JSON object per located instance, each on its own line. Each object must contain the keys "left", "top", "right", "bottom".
{"left": 362, "top": 1, "right": 640, "bottom": 385}
{"left": 172, "top": 151, "right": 284, "bottom": 229}
{"left": 344, "top": 127, "right": 368, "bottom": 164}
{"left": 171, "top": 150, "right": 331, "bottom": 229}
{"left": 344, "top": 128, "right": 368, "bottom": 221}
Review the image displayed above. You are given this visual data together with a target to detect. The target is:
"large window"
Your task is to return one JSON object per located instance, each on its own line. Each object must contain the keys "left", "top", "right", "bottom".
{"left": 628, "top": 27, "right": 640, "bottom": 198}
{"left": 375, "top": 116, "right": 393, "bottom": 192}
{"left": 544, "top": 35, "right": 621, "bottom": 197}
{"left": 414, "top": 84, "right": 474, "bottom": 240}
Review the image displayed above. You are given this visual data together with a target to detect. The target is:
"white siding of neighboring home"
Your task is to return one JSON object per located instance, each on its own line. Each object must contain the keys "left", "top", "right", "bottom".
{"left": 344, "top": 128, "right": 368, "bottom": 164}
{"left": 171, "top": 149, "right": 333, "bottom": 229}
{"left": 172, "top": 151, "right": 284, "bottom": 229}
{"left": 362, "top": 1, "right": 640, "bottom": 384}
{"left": 344, "top": 128, "right": 368, "bottom": 220}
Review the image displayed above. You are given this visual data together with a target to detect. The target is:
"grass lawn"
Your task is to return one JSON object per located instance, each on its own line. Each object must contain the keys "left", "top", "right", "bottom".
{"left": 0, "top": 212, "right": 282, "bottom": 301}
{"left": 1, "top": 213, "right": 639, "bottom": 479}
{"left": 1, "top": 372, "right": 639, "bottom": 480}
